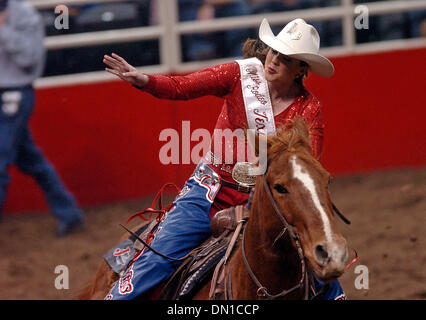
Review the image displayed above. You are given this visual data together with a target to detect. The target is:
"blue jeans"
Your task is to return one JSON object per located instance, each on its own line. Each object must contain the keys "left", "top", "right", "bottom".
{"left": 106, "top": 161, "right": 345, "bottom": 300}
{"left": 106, "top": 161, "right": 218, "bottom": 299}
{"left": 0, "top": 86, "right": 83, "bottom": 224}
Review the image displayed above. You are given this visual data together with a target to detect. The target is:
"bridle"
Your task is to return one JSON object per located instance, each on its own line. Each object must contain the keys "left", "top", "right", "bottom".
{"left": 240, "top": 174, "right": 351, "bottom": 300}
{"left": 240, "top": 175, "right": 308, "bottom": 299}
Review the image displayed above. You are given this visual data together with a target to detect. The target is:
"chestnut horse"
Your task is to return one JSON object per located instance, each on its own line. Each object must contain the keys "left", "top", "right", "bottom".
{"left": 78, "top": 117, "right": 349, "bottom": 300}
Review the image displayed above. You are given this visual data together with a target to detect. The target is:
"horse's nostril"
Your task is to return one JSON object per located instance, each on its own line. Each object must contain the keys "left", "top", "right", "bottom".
{"left": 315, "top": 245, "right": 330, "bottom": 265}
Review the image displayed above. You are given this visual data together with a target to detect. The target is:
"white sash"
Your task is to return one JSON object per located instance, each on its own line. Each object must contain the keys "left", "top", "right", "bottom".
{"left": 236, "top": 57, "right": 276, "bottom": 136}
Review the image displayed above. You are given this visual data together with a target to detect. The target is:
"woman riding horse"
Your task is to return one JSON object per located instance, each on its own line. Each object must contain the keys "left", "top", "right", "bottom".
{"left": 102, "top": 18, "right": 346, "bottom": 300}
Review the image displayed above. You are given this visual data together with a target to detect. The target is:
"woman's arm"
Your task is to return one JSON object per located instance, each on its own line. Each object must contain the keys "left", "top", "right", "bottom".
{"left": 103, "top": 53, "right": 238, "bottom": 100}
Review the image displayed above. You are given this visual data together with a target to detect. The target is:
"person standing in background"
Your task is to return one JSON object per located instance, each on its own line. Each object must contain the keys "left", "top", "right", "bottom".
{"left": 0, "top": 0, "right": 84, "bottom": 237}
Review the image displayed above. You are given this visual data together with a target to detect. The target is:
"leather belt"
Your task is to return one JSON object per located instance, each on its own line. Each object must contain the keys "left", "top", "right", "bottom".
{"left": 220, "top": 179, "right": 252, "bottom": 194}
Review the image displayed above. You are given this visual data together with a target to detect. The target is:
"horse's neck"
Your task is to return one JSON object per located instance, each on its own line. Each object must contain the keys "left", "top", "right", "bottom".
{"left": 231, "top": 193, "right": 304, "bottom": 299}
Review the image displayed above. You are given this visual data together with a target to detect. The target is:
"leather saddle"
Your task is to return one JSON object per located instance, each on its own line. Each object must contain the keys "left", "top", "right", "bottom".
{"left": 157, "top": 205, "right": 249, "bottom": 300}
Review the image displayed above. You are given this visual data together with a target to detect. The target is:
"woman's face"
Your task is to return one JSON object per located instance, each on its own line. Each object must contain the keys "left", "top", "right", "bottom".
{"left": 264, "top": 48, "right": 306, "bottom": 86}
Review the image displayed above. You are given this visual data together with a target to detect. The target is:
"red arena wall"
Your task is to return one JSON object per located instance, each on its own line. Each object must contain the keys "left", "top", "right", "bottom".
{"left": 3, "top": 47, "right": 426, "bottom": 214}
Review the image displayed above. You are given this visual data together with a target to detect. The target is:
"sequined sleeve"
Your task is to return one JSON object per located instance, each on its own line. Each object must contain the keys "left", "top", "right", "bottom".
{"left": 140, "top": 62, "right": 240, "bottom": 100}
{"left": 302, "top": 94, "right": 324, "bottom": 161}
{"left": 309, "top": 108, "right": 324, "bottom": 161}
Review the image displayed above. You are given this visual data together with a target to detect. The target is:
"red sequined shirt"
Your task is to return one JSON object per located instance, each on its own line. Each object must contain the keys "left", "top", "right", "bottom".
{"left": 143, "top": 61, "right": 325, "bottom": 215}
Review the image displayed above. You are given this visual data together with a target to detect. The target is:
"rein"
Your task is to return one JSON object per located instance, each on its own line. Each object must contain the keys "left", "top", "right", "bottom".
{"left": 120, "top": 183, "right": 192, "bottom": 262}
{"left": 119, "top": 224, "right": 191, "bottom": 262}
{"left": 240, "top": 175, "right": 308, "bottom": 299}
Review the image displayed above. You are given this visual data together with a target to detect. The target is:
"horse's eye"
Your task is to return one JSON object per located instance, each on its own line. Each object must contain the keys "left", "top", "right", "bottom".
{"left": 274, "top": 184, "right": 288, "bottom": 194}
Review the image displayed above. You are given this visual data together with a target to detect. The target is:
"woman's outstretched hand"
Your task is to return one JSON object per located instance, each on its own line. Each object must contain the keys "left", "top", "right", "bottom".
{"left": 103, "top": 53, "right": 148, "bottom": 88}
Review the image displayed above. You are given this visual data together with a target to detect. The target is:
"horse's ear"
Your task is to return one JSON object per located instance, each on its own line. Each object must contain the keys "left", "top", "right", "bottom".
{"left": 293, "top": 116, "right": 310, "bottom": 141}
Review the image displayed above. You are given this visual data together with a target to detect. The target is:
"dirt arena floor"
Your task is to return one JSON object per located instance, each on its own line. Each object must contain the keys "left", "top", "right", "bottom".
{"left": 0, "top": 167, "right": 424, "bottom": 300}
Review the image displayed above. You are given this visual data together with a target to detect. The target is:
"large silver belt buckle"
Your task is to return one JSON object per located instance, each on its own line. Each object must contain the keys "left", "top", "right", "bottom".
{"left": 232, "top": 162, "right": 257, "bottom": 187}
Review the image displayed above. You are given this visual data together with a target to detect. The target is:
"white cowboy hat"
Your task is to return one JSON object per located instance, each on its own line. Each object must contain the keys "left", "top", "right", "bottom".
{"left": 259, "top": 18, "right": 335, "bottom": 77}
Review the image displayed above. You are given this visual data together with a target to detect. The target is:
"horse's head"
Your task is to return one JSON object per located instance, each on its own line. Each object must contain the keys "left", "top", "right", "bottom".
{"left": 253, "top": 117, "right": 348, "bottom": 282}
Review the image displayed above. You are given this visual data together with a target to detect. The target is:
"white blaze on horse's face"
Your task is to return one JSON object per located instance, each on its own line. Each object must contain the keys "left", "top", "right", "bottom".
{"left": 288, "top": 154, "right": 348, "bottom": 279}
{"left": 289, "top": 155, "right": 333, "bottom": 243}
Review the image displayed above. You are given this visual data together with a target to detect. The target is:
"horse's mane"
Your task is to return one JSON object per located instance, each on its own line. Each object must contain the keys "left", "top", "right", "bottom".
{"left": 268, "top": 116, "right": 328, "bottom": 177}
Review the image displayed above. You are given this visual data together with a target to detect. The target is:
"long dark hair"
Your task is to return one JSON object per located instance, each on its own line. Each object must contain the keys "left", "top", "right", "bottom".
{"left": 241, "top": 38, "right": 308, "bottom": 86}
